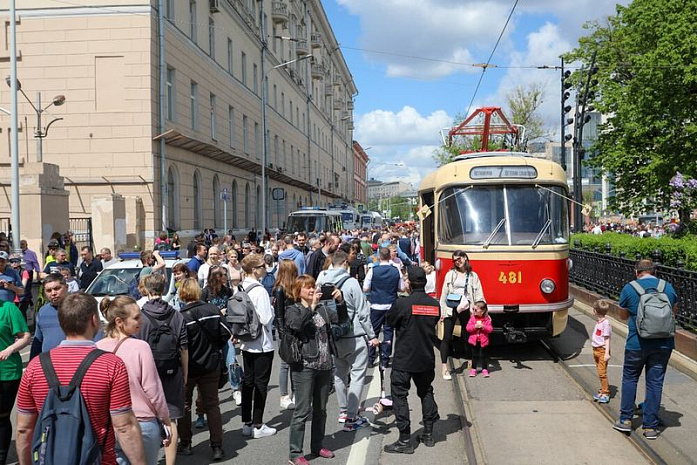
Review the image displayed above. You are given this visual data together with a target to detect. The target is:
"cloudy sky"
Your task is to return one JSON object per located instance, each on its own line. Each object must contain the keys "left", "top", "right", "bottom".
{"left": 324, "top": 0, "right": 629, "bottom": 187}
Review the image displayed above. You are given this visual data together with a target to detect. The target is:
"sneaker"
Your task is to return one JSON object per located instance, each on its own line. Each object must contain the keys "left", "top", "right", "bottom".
{"left": 613, "top": 419, "right": 632, "bottom": 433}
{"left": 233, "top": 390, "right": 242, "bottom": 406}
{"left": 242, "top": 423, "right": 253, "bottom": 436}
{"left": 643, "top": 428, "right": 659, "bottom": 440}
{"left": 338, "top": 411, "right": 348, "bottom": 423}
{"left": 469, "top": 369, "right": 477, "bottom": 377}
{"left": 253, "top": 423, "right": 277, "bottom": 438}
{"left": 442, "top": 371, "right": 452, "bottom": 380}
{"left": 280, "top": 395, "right": 296, "bottom": 410}
{"left": 343, "top": 416, "right": 370, "bottom": 432}
{"left": 482, "top": 369, "right": 490, "bottom": 378}
{"left": 289, "top": 457, "right": 311, "bottom": 465}
{"left": 312, "top": 448, "right": 335, "bottom": 458}
{"left": 593, "top": 393, "right": 603, "bottom": 402}
{"left": 597, "top": 394, "right": 610, "bottom": 404}
{"left": 384, "top": 439, "right": 414, "bottom": 454}
{"left": 195, "top": 415, "right": 207, "bottom": 429}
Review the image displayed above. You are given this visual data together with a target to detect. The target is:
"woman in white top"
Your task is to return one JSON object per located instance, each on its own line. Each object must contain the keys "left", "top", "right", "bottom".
{"left": 225, "top": 249, "right": 244, "bottom": 288}
{"left": 238, "top": 254, "right": 277, "bottom": 439}
{"left": 198, "top": 246, "right": 222, "bottom": 288}
{"left": 438, "top": 251, "right": 485, "bottom": 380}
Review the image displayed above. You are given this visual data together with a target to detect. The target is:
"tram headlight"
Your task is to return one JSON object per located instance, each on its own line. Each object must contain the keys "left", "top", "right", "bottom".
{"left": 435, "top": 259, "right": 441, "bottom": 271}
{"left": 540, "top": 279, "right": 556, "bottom": 294}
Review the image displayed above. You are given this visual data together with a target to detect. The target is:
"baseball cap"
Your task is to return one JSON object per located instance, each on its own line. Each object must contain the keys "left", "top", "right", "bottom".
{"left": 0, "top": 251, "right": 8, "bottom": 260}
{"left": 48, "top": 240, "right": 60, "bottom": 248}
{"left": 408, "top": 266, "right": 427, "bottom": 287}
{"left": 9, "top": 253, "right": 22, "bottom": 262}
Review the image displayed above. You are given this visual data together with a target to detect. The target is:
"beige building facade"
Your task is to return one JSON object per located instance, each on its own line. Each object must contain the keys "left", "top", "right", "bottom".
{"left": 0, "top": 0, "right": 357, "bottom": 247}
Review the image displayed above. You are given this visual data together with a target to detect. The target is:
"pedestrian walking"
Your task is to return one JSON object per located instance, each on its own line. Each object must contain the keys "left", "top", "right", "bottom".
{"left": 384, "top": 267, "right": 441, "bottom": 454}
{"left": 591, "top": 299, "right": 612, "bottom": 403}
{"left": 97, "top": 296, "right": 172, "bottom": 465}
{"left": 613, "top": 259, "right": 678, "bottom": 440}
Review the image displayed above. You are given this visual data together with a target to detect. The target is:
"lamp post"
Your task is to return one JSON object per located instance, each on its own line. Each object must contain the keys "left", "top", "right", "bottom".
{"left": 261, "top": 54, "right": 313, "bottom": 236}
{"left": 5, "top": 77, "right": 66, "bottom": 163}
{"left": 8, "top": 0, "right": 19, "bottom": 253}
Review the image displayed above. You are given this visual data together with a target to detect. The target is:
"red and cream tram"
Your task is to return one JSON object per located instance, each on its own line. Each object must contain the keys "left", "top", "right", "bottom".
{"left": 419, "top": 152, "right": 573, "bottom": 342}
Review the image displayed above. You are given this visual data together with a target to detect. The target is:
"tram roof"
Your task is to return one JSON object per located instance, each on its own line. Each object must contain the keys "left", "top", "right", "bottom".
{"left": 419, "top": 152, "right": 567, "bottom": 193}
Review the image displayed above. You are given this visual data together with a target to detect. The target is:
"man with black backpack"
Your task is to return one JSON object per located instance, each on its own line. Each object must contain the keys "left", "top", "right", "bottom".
{"left": 14, "top": 292, "right": 146, "bottom": 465}
{"left": 613, "top": 259, "right": 678, "bottom": 440}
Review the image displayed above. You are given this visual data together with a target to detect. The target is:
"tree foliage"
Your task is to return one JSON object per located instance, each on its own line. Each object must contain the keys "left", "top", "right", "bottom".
{"left": 565, "top": 0, "right": 697, "bottom": 217}
{"left": 505, "top": 83, "right": 547, "bottom": 141}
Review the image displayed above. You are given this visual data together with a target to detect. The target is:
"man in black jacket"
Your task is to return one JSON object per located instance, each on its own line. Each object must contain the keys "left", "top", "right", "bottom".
{"left": 384, "top": 267, "right": 440, "bottom": 454}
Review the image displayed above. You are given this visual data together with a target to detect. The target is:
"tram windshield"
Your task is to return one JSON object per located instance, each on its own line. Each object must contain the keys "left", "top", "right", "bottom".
{"left": 287, "top": 214, "right": 341, "bottom": 234}
{"left": 438, "top": 185, "right": 569, "bottom": 246}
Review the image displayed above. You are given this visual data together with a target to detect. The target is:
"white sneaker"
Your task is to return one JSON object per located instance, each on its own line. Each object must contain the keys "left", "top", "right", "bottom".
{"left": 253, "top": 423, "right": 277, "bottom": 438}
{"left": 280, "top": 395, "right": 295, "bottom": 410}
{"left": 233, "top": 390, "right": 242, "bottom": 406}
{"left": 242, "top": 424, "right": 253, "bottom": 436}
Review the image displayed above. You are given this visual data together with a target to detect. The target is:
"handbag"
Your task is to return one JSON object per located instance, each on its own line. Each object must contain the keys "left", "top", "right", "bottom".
{"left": 445, "top": 293, "right": 462, "bottom": 308}
{"left": 279, "top": 331, "right": 303, "bottom": 365}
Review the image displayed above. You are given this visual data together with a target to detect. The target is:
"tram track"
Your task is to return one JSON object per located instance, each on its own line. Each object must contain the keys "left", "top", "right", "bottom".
{"left": 448, "top": 358, "right": 479, "bottom": 465}
{"left": 538, "top": 339, "right": 667, "bottom": 465}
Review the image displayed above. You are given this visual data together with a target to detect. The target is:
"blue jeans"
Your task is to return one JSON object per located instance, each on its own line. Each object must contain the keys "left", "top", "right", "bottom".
{"left": 369, "top": 309, "right": 393, "bottom": 365}
{"left": 116, "top": 419, "right": 161, "bottom": 465}
{"left": 619, "top": 348, "right": 672, "bottom": 429}
{"left": 226, "top": 341, "right": 242, "bottom": 390}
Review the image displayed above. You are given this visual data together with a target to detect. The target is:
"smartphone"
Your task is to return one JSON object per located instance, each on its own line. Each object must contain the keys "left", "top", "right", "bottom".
{"left": 320, "top": 283, "right": 335, "bottom": 301}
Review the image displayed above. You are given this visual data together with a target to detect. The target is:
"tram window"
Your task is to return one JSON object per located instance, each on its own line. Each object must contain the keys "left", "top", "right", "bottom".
{"left": 439, "top": 187, "right": 505, "bottom": 245}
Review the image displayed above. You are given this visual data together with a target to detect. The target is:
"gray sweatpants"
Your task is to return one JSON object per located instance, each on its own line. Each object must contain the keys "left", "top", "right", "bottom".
{"left": 333, "top": 336, "right": 370, "bottom": 419}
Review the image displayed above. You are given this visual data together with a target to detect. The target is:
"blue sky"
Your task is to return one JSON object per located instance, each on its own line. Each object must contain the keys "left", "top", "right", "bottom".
{"left": 323, "top": 0, "right": 628, "bottom": 187}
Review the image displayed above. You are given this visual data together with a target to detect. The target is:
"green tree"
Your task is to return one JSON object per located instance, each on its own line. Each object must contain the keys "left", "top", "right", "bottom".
{"left": 565, "top": 0, "right": 697, "bottom": 216}
{"left": 505, "top": 83, "right": 547, "bottom": 141}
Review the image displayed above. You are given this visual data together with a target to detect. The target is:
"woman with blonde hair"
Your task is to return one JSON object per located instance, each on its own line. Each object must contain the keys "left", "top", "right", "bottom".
{"left": 97, "top": 296, "right": 172, "bottom": 465}
{"left": 273, "top": 259, "right": 299, "bottom": 410}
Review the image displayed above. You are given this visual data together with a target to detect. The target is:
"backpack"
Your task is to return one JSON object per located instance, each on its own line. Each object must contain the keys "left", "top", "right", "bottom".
{"left": 142, "top": 311, "right": 181, "bottom": 376}
{"left": 261, "top": 266, "right": 277, "bottom": 297}
{"left": 630, "top": 279, "right": 676, "bottom": 339}
{"left": 31, "top": 350, "right": 108, "bottom": 465}
{"left": 227, "top": 283, "right": 263, "bottom": 341}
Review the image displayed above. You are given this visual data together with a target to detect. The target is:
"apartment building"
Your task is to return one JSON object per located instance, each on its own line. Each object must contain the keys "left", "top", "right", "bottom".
{"left": 0, "top": 0, "right": 357, "bottom": 242}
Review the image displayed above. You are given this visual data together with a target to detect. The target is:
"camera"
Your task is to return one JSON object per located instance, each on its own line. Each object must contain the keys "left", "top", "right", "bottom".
{"left": 320, "top": 283, "right": 335, "bottom": 301}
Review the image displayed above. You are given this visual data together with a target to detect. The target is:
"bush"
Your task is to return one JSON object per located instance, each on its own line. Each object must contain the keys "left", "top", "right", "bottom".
{"left": 571, "top": 233, "right": 697, "bottom": 271}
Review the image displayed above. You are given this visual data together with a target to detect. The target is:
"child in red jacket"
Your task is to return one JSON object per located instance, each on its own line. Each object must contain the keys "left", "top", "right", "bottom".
{"left": 466, "top": 301, "right": 493, "bottom": 377}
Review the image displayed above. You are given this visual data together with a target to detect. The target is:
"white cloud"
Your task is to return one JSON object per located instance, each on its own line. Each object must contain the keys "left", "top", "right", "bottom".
{"left": 354, "top": 106, "right": 451, "bottom": 146}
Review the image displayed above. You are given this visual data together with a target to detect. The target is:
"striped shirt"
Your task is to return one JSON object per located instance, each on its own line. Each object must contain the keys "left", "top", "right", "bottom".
{"left": 16, "top": 340, "right": 132, "bottom": 465}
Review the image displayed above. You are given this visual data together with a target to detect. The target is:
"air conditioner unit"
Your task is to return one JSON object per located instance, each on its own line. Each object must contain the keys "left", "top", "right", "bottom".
{"left": 209, "top": 0, "right": 220, "bottom": 13}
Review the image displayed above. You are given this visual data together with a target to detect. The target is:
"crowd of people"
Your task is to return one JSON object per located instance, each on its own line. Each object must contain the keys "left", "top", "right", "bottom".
{"left": 0, "top": 223, "right": 680, "bottom": 464}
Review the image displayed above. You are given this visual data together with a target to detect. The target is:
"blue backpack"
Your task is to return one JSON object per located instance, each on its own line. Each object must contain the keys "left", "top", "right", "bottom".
{"left": 32, "top": 350, "right": 108, "bottom": 465}
{"left": 261, "top": 266, "right": 277, "bottom": 297}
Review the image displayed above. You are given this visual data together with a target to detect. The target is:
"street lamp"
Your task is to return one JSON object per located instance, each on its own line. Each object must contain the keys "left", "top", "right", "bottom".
{"left": 261, "top": 54, "right": 313, "bottom": 236}
{"left": 5, "top": 76, "right": 66, "bottom": 163}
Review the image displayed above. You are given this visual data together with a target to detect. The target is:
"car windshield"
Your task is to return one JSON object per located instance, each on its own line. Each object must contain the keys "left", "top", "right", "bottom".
{"left": 438, "top": 184, "right": 569, "bottom": 246}
{"left": 86, "top": 267, "right": 173, "bottom": 297}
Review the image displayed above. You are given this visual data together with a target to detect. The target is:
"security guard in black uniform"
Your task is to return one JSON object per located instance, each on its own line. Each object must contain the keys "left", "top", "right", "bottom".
{"left": 384, "top": 266, "right": 441, "bottom": 454}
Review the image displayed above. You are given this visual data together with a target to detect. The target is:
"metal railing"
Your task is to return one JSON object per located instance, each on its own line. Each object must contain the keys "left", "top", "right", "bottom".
{"left": 570, "top": 244, "right": 697, "bottom": 333}
{"left": 69, "top": 217, "right": 93, "bottom": 252}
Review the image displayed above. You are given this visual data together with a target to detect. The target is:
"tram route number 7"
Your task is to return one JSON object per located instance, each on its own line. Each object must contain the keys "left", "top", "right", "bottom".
{"left": 498, "top": 271, "right": 522, "bottom": 285}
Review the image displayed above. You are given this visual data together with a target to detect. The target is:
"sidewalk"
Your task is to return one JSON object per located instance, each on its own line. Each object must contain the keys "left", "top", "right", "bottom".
{"left": 549, "top": 303, "right": 697, "bottom": 465}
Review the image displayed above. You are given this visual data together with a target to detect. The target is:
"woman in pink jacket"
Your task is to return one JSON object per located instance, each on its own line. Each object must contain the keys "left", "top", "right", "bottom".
{"left": 465, "top": 301, "right": 493, "bottom": 378}
{"left": 97, "top": 296, "right": 172, "bottom": 465}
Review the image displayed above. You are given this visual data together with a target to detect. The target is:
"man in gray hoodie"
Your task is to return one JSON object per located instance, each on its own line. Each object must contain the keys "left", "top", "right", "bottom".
{"left": 277, "top": 235, "right": 306, "bottom": 275}
{"left": 317, "top": 251, "right": 379, "bottom": 431}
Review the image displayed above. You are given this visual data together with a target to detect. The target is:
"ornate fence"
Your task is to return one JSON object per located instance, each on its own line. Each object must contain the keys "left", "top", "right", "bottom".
{"left": 570, "top": 241, "right": 697, "bottom": 333}
{"left": 69, "top": 218, "right": 94, "bottom": 252}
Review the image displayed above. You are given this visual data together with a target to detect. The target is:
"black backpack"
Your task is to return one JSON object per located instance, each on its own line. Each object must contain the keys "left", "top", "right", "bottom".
{"left": 31, "top": 350, "right": 109, "bottom": 465}
{"left": 227, "top": 283, "right": 262, "bottom": 341}
{"left": 142, "top": 311, "right": 180, "bottom": 376}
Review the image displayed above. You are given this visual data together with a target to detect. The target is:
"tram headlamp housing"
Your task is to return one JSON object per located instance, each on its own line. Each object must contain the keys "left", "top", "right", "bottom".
{"left": 540, "top": 279, "right": 556, "bottom": 294}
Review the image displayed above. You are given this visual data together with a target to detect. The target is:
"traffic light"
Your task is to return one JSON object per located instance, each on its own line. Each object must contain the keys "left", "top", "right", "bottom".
{"left": 560, "top": 62, "right": 574, "bottom": 170}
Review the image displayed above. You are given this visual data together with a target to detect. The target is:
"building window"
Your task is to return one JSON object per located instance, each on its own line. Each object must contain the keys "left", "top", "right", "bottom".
{"left": 166, "top": 67, "right": 175, "bottom": 121}
{"left": 241, "top": 52, "right": 247, "bottom": 86}
{"left": 229, "top": 106, "right": 235, "bottom": 147}
{"left": 274, "top": 135, "right": 279, "bottom": 167}
{"left": 213, "top": 175, "right": 220, "bottom": 228}
{"left": 289, "top": 100, "right": 293, "bottom": 125}
{"left": 289, "top": 144, "right": 292, "bottom": 174}
{"left": 232, "top": 180, "right": 238, "bottom": 228}
{"left": 190, "top": 81, "right": 198, "bottom": 130}
{"left": 167, "top": 166, "right": 179, "bottom": 229}
{"left": 245, "top": 182, "right": 251, "bottom": 228}
{"left": 242, "top": 115, "right": 249, "bottom": 154}
{"left": 165, "top": 0, "right": 175, "bottom": 20}
{"left": 281, "top": 92, "right": 285, "bottom": 117}
{"left": 193, "top": 170, "right": 202, "bottom": 230}
{"left": 254, "top": 122, "right": 260, "bottom": 159}
{"left": 253, "top": 64, "right": 259, "bottom": 95}
{"left": 208, "top": 18, "right": 215, "bottom": 57}
{"left": 273, "top": 84, "right": 277, "bottom": 109}
{"left": 290, "top": 150, "right": 294, "bottom": 175}
{"left": 227, "top": 38, "right": 233, "bottom": 74}
{"left": 189, "top": 0, "right": 197, "bottom": 43}
{"left": 210, "top": 93, "right": 216, "bottom": 140}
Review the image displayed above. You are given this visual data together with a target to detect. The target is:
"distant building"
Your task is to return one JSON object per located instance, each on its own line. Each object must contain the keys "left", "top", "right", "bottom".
{"left": 367, "top": 179, "right": 413, "bottom": 199}
{"left": 353, "top": 141, "right": 369, "bottom": 205}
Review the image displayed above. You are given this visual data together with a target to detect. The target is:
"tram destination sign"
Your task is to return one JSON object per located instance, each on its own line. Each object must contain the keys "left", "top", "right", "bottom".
{"left": 470, "top": 166, "right": 538, "bottom": 180}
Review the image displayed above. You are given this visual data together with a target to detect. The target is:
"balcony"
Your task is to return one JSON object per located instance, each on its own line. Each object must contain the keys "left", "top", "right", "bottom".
{"left": 295, "top": 39, "right": 309, "bottom": 56}
{"left": 333, "top": 97, "right": 344, "bottom": 110}
{"left": 311, "top": 32, "right": 322, "bottom": 49}
{"left": 324, "top": 83, "right": 333, "bottom": 96}
{"left": 311, "top": 62, "right": 324, "bottom": 80}
{"left": 347, "top": 99, "right": 354, "bottom": 110}
{"left": 271, "top": 1, "right": 288, "bottom": 24}
{"left": 333, "top": 74, "right": 342, "bottom": 87}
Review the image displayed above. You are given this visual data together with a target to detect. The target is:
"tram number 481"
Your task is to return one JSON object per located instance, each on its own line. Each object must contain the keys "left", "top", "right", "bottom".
{"left": 498, "top": 271, "right": 522, "bottom": 285}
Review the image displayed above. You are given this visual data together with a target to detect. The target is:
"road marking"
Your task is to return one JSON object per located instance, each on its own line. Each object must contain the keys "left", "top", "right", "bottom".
{"left": 567, "top": 363, "right": 623, "bottom": 368}
{"left": 346, "top": 366, "right": 382, "bottom": 465}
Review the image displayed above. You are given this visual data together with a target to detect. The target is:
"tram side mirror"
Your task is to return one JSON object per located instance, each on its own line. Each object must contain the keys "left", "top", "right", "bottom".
{"left": 417, "top": 205, "right": 432, "bottom": 220}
